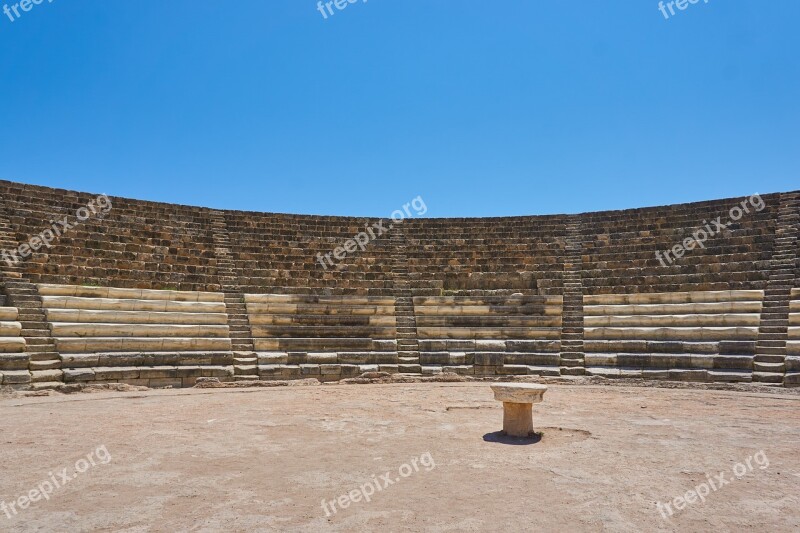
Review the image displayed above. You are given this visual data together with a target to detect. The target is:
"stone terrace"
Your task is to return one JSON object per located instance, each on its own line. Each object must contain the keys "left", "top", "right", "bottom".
{"left": 0, "top": 180, "right": 797, "bottom": 388}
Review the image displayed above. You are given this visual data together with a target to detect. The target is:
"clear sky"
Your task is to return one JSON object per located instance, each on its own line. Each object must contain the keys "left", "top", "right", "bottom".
{"left": 0, "top": 0, "right": 797, "bottom": 217}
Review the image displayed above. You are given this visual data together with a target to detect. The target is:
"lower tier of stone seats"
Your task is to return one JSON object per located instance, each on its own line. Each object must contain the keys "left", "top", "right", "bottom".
{"left": 256, "top": 350, "right": 399, "bottom": 380}
{"left": 59, "top": 351, "right": 235, "bottom": 388}
{"left": 55, "top": 337, "right": 232, "bottom": 353}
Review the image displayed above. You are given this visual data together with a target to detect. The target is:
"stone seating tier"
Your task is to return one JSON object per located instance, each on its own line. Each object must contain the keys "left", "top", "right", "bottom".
{"left": 0, "top": 307, "right": 28, "bottom": 387}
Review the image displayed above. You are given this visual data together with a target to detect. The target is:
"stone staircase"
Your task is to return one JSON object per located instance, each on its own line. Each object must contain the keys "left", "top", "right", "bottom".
{"left": 0, "top": 206, "right": 61, "bottom": 389}
{"left": 753, "top": 192, "right": 799, "bottom": 384}
{"left": 560, "top": 217, "right": 585, "bottom": 375}
{"left": 209, "top": 210, "right": 258, "bottom": 381}
{"left": 390, "top": 227, "right": 421, "bottom": 373}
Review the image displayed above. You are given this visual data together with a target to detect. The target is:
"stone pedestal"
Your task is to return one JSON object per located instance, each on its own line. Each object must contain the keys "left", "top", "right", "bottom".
{"left": 490, "top": 383, "right": 547, "bottom": 437}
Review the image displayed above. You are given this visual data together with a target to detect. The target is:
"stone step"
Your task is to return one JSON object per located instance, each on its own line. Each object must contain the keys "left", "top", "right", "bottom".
{"left": 752, "top": 372, "right": 784, "bottom": 383}
{"left": 29, "top": 360, "right": 62, "bottom": 371}
{"left": 753, "top": 361, "right": 786, "bottom": 374}
{"left": 754, "top": 354, "right": 785, "bottom": 363}
{"left": 29, "top": 353, "right": 60, "bottom": 362}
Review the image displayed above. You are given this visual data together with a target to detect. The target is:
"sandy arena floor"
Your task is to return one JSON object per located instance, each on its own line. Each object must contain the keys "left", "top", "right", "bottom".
{"left": 1, "top": 382, "right": 799, "bottom": 532}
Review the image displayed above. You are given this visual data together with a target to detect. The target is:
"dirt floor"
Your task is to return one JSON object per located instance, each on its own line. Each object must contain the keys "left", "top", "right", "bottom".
{"left": 1, "top": 381, "right": 799, "bottom": 532}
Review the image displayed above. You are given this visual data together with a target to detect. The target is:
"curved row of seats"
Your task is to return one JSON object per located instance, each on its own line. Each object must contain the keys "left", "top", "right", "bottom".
{"left": 583, "top": 290, "right": 763, "bottom": 381}
{"left": 0, "top": 307, "right": 28, "bottom": 387}
{"left": 5, "top": 283, "right": 796, "bottom": 387}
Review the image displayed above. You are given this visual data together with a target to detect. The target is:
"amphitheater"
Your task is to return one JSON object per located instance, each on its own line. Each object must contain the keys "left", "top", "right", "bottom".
{"left": 1, "top": 179, "right": 799, "bottom": 531}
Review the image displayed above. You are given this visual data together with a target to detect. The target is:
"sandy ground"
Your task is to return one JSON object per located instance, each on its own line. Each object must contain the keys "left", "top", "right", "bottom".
{"left": 1, "top": 382, "right": 799, "bottom": 532}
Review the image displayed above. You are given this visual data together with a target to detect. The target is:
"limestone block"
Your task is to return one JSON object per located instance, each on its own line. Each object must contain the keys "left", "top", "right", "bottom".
{"left": 319, "top": 364, "right": 342, "bottom": 375}
{"left": 0, "top": 354, "right": 29, "bottom": 371}
{"left": 378, "top": 364, "right": 399, "bottom": 373}
{"left": 707, "top": 370, "right": 752, "bottom": 382}
{"left": 398, "top": 364, "right": 421, "bottom": 373}
{"left": 641, "top": 369, "right": 670, "bottom": 380}
{"left": 286, "top": 352, "right": 307, "bottom": 364}
{"left": 300, "top": 364, "right": 321, "bottom": 376}
{"left": 473, "top": 352, "right": 504, "bottom": 366}
{"left": 176, "top": 366, "right": 204, "bottom": 378}
{"left": 419, "top": 352, "right": 449, "bottom": 365}
{"left": 475, "top": 340, "right": 507, "bottom": 352}
{"left": 506, "top": 340, "right": 560, "bottom": 352}
{"left": 1, "top": 370, "right": 31, "bottom": 384}
{"left": 442, "top": 365, "right": 473, "bottom": 375}
{"left": 418, "top": 340, "right": 447, "bottom": 351}
{"left": 259, "top": 365, "right": 282, "bottom": 377}
{"left": 448, "top": 352, "right": 467, "bottom": 365}
{"left": 473, "top": 365, "right": 497, "bottom": 376}
{"left": 94, "top": 367, "right": 141, "bottom": 380}
{"left": 499, "top": 365, "right": 528, "bottom": 375}
{"left": 257, "top": 352, "right": 288, "bottom": 365}
{"left": 306, "top": 352, "right": 338, "bottom": 364}
{"left": 0, "top": 307, "right": 18, "bottom": 321}
{"left": 785, "top": 356, "right": 800, "bottom": 371}
{"left": 139, "top": 367, "right": 177, "bottom": 379}
{"left": 372, "top": 352, "right": 399, "bottom": 364}
{"left": 61, "top": 354, "right": 99, "bottom": 368}
{"left": 340, "top": 364, "right": 361, "bottom": 377}
{"left": 0, "top": 337, "right": 26, "bottom": 353}
{"left": 98, "top": 353, "right": 145, "bottom": 367}
{"left": 0, "top": 321, "right": 22, "bottom": 336}
{"left": 787, "top": 341, "right": 800, "bottom": 356}
{"left": 336, "top": 352, "right": 370, "bottom": 364}
{"left": 63, "top": 368, "right": 95, "bottom": 382}
{"left": 713, "top": 355, "right": 752, "bottom": 370}
{"left": 420, "top": 366, "right": 443, "bottom": 375}
{"left": 148, "top": 378, "right": 182, "bottom": 388}
{"left": 668, "top": 369, "right": 708, "bottom": 382}
{"left": 584, "top": 353, "right": 617, "bottom": 366}
{"left": 783, "top": 373, "right": 800, "bottom": 386}
{"left": 280, "top": 365, "right": 301, "bottom": 378}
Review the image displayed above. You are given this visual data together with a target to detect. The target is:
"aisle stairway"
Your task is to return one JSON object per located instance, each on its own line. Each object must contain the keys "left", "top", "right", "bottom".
{"left": 753, "top": 192, "right": 799, "bottom": 383}
{"left": 391, "top": 227, "right": 421, "bottom": 372}
{"left": 210, "top": 210, "right": 258, "bottom": 380}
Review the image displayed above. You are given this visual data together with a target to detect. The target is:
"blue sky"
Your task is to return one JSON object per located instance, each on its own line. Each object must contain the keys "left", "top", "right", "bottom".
{"left": 0, "top": 0, "right": 797, "bottom": 217}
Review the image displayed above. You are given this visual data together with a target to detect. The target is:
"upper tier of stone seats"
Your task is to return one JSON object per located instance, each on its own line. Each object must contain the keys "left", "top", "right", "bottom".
{"left": 0, "top": 180, "right": 220, "bottom": 291}
{"left": 580, "top": 194, "right": 780, "bottom": 294}
{"left": 224, "top": 212, "right": 395, "bottom": 295}
{"left": 0, "top": 181, "right": 796, "bottom": 298}
{"left": 403, "top": 217, "right": 570, "bottom": 295}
